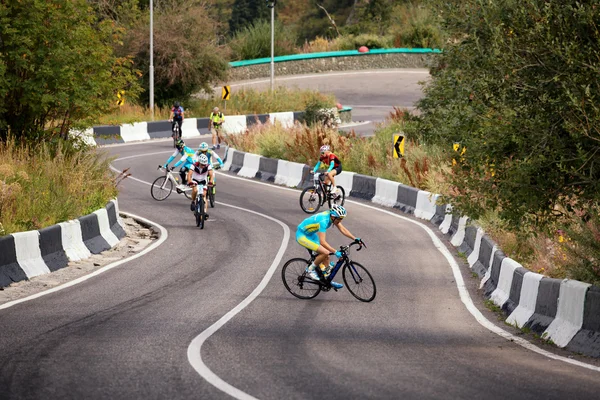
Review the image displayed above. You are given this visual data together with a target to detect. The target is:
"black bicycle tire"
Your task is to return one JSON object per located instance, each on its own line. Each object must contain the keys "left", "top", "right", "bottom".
{"left": 327, "top": 186, "right": 346, "bottom": 208}
{"left": 195, "top": 201, "right": 201, "bottom": 227}
{"left": 299, "top": 187, "right": 322, "bottom": 214}
{"left": 208, "top": 187, "right": 215, "bottom": 208}
{"left": 342, "top": 261, "right": 376, "bottom": 302}
{"left": 281, "top": 258, "right": 321, "bottom": 300}
{"left": 151, "top": 176, "right": 172, "bottom": 201}
{"left": 198, "top": 196, "right": 205, "bottom": 229}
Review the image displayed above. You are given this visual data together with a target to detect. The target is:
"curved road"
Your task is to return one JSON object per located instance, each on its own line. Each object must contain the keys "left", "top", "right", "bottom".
{"left": 0, "top": 72, "right": 599, "bottom": 399}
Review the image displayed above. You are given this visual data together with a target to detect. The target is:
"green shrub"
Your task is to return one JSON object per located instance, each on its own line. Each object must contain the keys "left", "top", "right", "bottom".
{"left": 229, "top": 19, "right": 298, "bottom": 60}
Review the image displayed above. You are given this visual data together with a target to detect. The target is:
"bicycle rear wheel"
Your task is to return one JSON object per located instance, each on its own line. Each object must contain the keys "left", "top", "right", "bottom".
{"left": 151, "top": 176, "right": 172, "bottom": 201}
{"left": 342, "top": 261, "right": 376, "bottom": 302}
{"left": 281, "top": 258, "right": 321, "bottom": 299}
{"left": 299, "top": 187, "right": 322, "bottom": 214}
{"left": 208, "top": 186, "right": 215, "bottom": 208}
{"left": 196, "top": 196, "right": 205, "bottom": 229}
{"left": 328, "top": 186, "right": 346, "bottom": 208}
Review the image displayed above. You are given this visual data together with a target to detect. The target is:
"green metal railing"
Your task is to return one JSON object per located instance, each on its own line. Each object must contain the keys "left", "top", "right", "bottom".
{"left": 229, "top": 48, "right": 441, "bottom": 68}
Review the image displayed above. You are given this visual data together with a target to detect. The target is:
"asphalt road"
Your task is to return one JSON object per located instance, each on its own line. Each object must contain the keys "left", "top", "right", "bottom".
{"left": 1, "top": 71, "right": 600, "bottom": 399}
{"left": 229, "top": 69, "right": 429, "bottom": 136}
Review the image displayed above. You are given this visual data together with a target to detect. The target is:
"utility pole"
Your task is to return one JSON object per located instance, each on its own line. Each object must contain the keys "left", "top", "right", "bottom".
{"left": 267, "top": 1, "right": 276, "bottom": 91}
{"left": 149, "top": 0, "right": 155, "bottom": 119}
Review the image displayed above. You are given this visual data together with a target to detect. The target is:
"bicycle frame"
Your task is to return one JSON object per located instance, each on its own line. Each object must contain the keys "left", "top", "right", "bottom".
{"left": 158, "top": 166, "right": 191, "bottom": 193}
{"left": 305, "top": 242, "right": 361, "bottom": 288}
{"left": 312, "top": 173, "right": 333, "bottom": 205}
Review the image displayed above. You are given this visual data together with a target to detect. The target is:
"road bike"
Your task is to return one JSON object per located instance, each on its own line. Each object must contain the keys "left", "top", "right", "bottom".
{"left": 299, "top": 172, "right": 345, "bottom": 214}
{"left": 151, "top": 165, "right": 192, "bottom": 201}
{"left": 189, "top": 181, "right": 211, "bottom": 229}
{"left": 281, "top": 241, "right": 376, "bottom": 302}
{"left": 171, "top": 121, "right": 181, "bottom": 148}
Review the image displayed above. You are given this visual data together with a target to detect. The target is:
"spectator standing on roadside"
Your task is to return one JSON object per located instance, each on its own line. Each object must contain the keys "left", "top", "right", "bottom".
{"left": 209, "top": 107, "right": 225, "bottom": 149}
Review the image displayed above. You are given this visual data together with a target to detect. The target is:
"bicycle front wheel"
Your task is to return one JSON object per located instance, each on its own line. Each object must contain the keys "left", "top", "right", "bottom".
{"left": 328, "top": 186, "right": 346, "bottom": 208}
{"left": 342, "top": 261, "right": 376, "bottom": 302}
{"left": 299, "top": 187, "right": 322, "bottom": 214}
{"left": 151, "top": 176, "right": 173, "bottom": 201}
{"left": 281, "top": 258, "right": 321, "bottom": 299}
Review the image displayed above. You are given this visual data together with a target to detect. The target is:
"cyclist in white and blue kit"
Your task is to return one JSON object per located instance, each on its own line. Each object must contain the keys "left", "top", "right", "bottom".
{"left": 164, "top": 139, "right": 195, "bottom": 191}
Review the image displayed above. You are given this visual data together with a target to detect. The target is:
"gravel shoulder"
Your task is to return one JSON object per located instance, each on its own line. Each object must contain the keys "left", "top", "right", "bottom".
{"left": 0, "top": 215, "right": 159, "bottom": 305}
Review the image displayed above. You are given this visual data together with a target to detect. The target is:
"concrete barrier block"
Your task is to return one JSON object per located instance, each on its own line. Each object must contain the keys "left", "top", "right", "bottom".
{"left": 489, "top": 257, "right": 521, "bottom": 308}
{"left": 223, "top": 115, "right": 247, "bottom": 134}
{"left": 479, "top": 244, "right": 499, "bottom": 289}
{"left": 59, "top": 219, "right": 91, "bottom": 261}
{"left": 414, "top": 190, "right": 438, "bottom": 221}
{"left": 507, "top": 271, "right": 544, "bottom": 328}
{"left": 275, "top": 160, "right": 304, "bottom": 187}
{"left": 181, "top": 118, "right": 200, "bottom": 138}
{"left": 439, "top": 204, "right": 453, "bottom": 234}
{"left": 334, "top": 171, "right": 354, "bottom": 195}
{"left": 483, "top": 249, "right": 506, "bottom": 297}
{"left": 466, "top": 227, "right": 485, "bottom": 268}
{"left": 223, "top": 148, "right": 237, "bottom": 171}
{"left": 238, "top": 153, "right": 261, "bottom": 178}
{"left": 93, "top": 208, "right": 120, "bottom": 248}
{"left": 458, "top": 224, "right": 478, "bottom": 255}
{"left": 120, "top": 121, "right": 150, "bottom": 142}
{"left": 372, "top": 178, "right": 399, "bottom": 208}
{"left": 230, "top": 150, "right": 246, "bottom": 174}
{"left": 12, "top": 230, "right": 51, "bottom": 278}
{"left": 106, "top": 200, "right": 126, "bottom": 240}
{"left": 349, "top": 174, "right": 376, "bottom": 201}
{"left": 269, "top": 112, "right": 294, "bottom": 128}
{"left": 258, "top": 157, "right": 278, "bottom": 182}
{"left": 0, "top": 235, "right": 28, "bottom": 288}
{"left": 38, "top": 225, "right": 69, "bottom": 272}
{"left": 79, "top": 213, "right": 111, "bottom": 254}
{"left": 567, "top": 286, "right": 600, "bottom": 357}
{"left": 396, "top": 184, "right": 419, "bottom": 214}
{"left": 450, "top": 216, "right": 469, "bottom": 247}
{"left": 544, "top": 279, "right": 591, "bottom": 347}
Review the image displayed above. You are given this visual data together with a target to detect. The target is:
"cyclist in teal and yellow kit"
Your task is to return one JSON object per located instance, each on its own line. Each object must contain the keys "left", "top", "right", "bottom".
{"left": 296, "top": 205, "right": 364, "bottom": 289}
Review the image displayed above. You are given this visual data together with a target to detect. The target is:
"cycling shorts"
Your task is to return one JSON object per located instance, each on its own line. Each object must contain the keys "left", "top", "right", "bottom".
{"left": 296, "top": 231, "right": 320, "bottom": 251}
{"left": 332, "top": 164, "right": 342, "bottom": 175}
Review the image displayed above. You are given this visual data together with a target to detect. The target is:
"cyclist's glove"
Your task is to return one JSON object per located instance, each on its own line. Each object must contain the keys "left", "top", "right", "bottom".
{"left": 334, "top": 251, "right": 342, "bottom": 258}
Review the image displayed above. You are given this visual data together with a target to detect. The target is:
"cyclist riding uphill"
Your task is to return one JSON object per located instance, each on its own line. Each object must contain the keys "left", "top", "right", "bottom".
{"left": 296, "top": 205, "right": 365, "bottom": 289}
{"left": 313, "top": 145, "right": 342, "bottom": 196}
{"left": 169, "top": 101, "right": 185, "bottom": 136}
{"left": 187, "top": 153, "right": 214, "bottom": 218}
{"left": 164, "top": 139, "right": 195, "bottom": 190}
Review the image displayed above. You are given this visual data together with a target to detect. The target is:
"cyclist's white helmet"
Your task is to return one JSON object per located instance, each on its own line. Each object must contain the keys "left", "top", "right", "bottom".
{"left": 320, "top": 145, "right": 330, "bottom": 153}
{"left": 197, "top": 154, "right": 209, "bottom": 165}
{"left": 330, "top": 205, "right": 347, "bottom": 219}
{"left": 199, "top": 142, "right": 209, "bottom": 152}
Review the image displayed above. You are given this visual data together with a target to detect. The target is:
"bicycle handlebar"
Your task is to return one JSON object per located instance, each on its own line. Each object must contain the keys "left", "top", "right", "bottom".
{"left": 329, "top": 240, "right": 366, "bottom": 257}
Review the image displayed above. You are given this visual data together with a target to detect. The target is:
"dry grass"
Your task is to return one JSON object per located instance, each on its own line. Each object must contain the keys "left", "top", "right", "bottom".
{"left": 0, "top": 138, "right": 121, "bottom": 235}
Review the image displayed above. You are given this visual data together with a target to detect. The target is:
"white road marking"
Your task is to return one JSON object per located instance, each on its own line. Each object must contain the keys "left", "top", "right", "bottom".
{"left": 0, "top": 212, "right": 168, "bottom": 311}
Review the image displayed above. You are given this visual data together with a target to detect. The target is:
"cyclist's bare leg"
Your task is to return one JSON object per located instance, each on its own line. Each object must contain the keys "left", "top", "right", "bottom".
{"left": 203, "top": 188, "right": 209, "bottom": 213}
{"left": 211, "top": 127, "right": 217, "bottom": 147}
{"left": 191, "top": 186, "right": 198, "bottom": 203}
{"left": 328, "top": 170, "right": 338, "bottom": 188}
{"left": 313, "top": 245, "right": 332, "bottom": 269}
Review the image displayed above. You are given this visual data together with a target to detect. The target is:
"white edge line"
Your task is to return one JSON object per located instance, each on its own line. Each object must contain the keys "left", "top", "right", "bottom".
{"left": 0, "top": 212, "right": 168, "bottom": 311}
{"left": 187, "top": 203, "right": 290, "bottom": 400}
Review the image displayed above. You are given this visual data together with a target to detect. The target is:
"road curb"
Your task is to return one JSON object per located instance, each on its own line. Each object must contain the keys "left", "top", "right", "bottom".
{"left": 0, "top": 199, "right": 126, "bottom": 289}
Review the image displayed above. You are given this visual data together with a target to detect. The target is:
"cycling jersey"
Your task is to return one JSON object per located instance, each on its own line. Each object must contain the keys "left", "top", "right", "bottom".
{"left": 210, "top": 112, "right": 224, "bottom": 126}
{"left": 165, "top": 146, "right": 195, "bottom": 169}
{"left": 190, "top": 157, "right": 213, "bottom": 184}
{"left": 172, "top": 106, "right": 184, "bottom": 120}
{"left": 297, "top": 211, "right": 333, "bottom": 235}
{"left": 198, "top": 150, "right": 224, "bottom": 167}
{"left": 313, "top": 153, "right": 341, "bottom": 173}
{"left": 296, "top": 211, "right": 333, "bottom": 251}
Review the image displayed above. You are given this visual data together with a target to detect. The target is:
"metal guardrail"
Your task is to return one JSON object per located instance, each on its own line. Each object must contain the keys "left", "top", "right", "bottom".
{"left": 229, "top": 48, "right": 442, "bottom": 68}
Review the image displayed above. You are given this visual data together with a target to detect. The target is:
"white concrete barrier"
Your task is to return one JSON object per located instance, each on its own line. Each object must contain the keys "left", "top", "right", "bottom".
{"left": 120, "top": 122, "right": 150, "bottom": 142}
{"left": 450, "top": 216, "right": 469, "bottom": 247}
{"left": 506, "top": 272, "right": 544, "bottom": 328}
{"left": 59, "top": 219, "right": 91, "bottom": 261}
{"left": 489, "top": 258, "right": 521, "bottom": 307}
{"left": 93, "top": 209, "right": 120, "bottom": 247}
{"left": 544, "top": 279, "right": 591, "bottom": 347}
{"left": 181, "top": 118, "right": 200, "bottom": 138}
{"left": 12, "top": 231, "right": 50, "bottom": 278}
{"left": 223, "top": 115, "right": 247, "bottom": 135}
{"left": 269, "top": 112, "right": 294, "bottom": 128}
{"left": 372, "top": 178, "right": 399, "bottom": 208}
{"left": 467, "top": 227, "right": 485, "bottom": 268}
{"left": 415, "top": 190, "right": 438, "bottom": 220}
{"left": 275, "top": 160, "right": 304, "bottom": 187}
{"left": 238, "top": 153, "right": 261, "bottom": 178}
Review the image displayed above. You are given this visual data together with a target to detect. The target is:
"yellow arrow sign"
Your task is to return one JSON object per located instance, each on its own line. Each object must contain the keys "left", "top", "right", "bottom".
{"left": 222, "top": 85, "right": 230, "bottom": 100}
{"left": 116, "top": 90, "right": 125, "bottom": 106}
{"left": 393, "top": 134, "right": 405, "bottom": 158}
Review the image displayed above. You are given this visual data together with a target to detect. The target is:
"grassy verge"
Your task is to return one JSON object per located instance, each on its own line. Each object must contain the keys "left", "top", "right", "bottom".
{"left": 95, "top": 87, "right": 336, "bottom": 126}
{"left": 226, "top": 110, "right": 589, "bottom": 283}
{"left": 0, "top": 138, "right": 120, "bottom": 236}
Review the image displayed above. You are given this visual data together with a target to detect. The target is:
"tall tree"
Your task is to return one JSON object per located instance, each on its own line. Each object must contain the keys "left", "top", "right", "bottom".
{"left": 0, "top": 0, "right": 140, "bottom": 141}
{"left": 229, "top": 0, "right": 272, "bottom": 34}
{"left": 412, "top": 0, "right": 600, "bottom": 228}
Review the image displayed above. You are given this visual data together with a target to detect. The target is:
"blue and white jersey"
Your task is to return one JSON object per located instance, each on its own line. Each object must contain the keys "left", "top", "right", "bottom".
{"left": 297, "top": 211, "right": 332, "bottom": 235}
